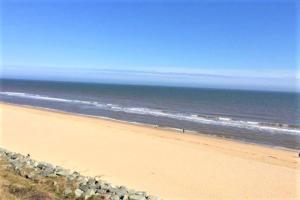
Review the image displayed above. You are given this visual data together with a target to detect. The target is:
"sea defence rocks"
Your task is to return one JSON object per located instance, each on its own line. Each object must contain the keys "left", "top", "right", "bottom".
{"left": 0, "top": 148, "right": 161, "bottom": 200}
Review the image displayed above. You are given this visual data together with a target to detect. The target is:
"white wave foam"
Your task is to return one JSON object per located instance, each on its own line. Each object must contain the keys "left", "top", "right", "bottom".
{"left": 218, "top": 117, "right": 231, "bottom": 121}
{"left": 1, "top": 91, "right": 299, "bottom": 135}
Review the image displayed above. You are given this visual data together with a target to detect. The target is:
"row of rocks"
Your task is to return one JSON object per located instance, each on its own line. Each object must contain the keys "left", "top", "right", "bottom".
{"left": 0, "top": 148, "right": 161, "bottom": 200}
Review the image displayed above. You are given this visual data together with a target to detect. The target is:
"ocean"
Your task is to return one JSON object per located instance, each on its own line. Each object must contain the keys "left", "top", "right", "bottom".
{"left": 1, "top": 79, "right": 299, "bottom": 150}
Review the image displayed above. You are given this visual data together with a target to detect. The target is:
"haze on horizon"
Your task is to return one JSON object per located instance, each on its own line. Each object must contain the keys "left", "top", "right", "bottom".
{"left": 0, "top": 0, "right": 298, "bottom": 92}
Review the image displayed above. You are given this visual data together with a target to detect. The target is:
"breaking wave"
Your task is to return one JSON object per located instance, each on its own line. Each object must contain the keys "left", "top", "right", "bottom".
{"left": 1, "top": 91, "right": 299, "bottom": 135}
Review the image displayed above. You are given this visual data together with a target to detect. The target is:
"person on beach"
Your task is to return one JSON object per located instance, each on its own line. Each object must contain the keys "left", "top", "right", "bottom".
{"left": 182, "top": 129, "right": 185, "bottom": 133}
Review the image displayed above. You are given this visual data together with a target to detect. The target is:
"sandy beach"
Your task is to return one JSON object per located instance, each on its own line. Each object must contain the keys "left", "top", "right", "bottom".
{"left": 0, "top": 103, "right": 299, "bottom": 200}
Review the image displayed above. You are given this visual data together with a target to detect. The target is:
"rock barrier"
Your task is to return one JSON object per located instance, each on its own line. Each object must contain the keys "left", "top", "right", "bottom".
{"left": 0, "top": 148, "right": 160, "bottom": 200}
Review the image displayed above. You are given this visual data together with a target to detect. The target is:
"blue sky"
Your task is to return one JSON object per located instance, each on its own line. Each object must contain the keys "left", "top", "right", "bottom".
{"left": 0, "top": 0, "right": 298, "bottom": 91}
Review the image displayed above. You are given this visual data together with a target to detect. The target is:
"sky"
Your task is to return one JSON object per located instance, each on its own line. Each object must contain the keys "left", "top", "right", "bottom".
{"left": 0, "top": 0, "right": 298, "bottom": 91}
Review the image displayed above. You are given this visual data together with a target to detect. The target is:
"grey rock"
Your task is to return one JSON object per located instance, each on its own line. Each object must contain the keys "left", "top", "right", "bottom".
{"left": 87, "top": 178, "right": 96, "bottom": 185}
{"left": 55, "top": 168, "right": 69, "bottom": 176}
{"left": 128, "top": 189, "right": 136, "bottom": 195}
{"left": 94, "top": 176, "right": 102, "bottom": 182}
{"left": 0, "top": 147, "right": 6, "bottom": 153}
{"left": 41, "top": 168, "right": 55, "bottom": 177}
{"left": 129, "top": 195, "right": 146, "bottom": 200}
{"left": 115, "top": 187, "right": 128, "bottom": 197}
{"left": 122, "top": 194, "right": 129, "bottom": 200}
{"left": 75, "top": 189, "right": 84, "bottom": 198}
{"left": 32, "top": 161, "right": 39, "bottom": 167}
{"left": 146, "top": 195, "right": 159, "bottom": 200}
{"left": 79, "top": 183, "right": 89, "bottom": 192}
{"left": 101, "top": 183, "right": 112, "bottom": 191}
{"left": 83, "top": 189, "right": 95, "bottom": 199}
{"left": 73, "top": 171, "right": 80, "bottom": 176}
{"left": 0, "top": 149, "right": 161, "bottom": 200}
{"left": 11, "top": 160, "right": 24, "bottom": 170}
{"left": 96, "top": 189, "right": 107, "bottom": 194}
{"left": 47, "top": 173, "right": 57, "bottom": 178}
{"left": 64, "top": 187, "right": 73, "bottom": 196}
{"left": 11, "top": 153, "right": 23, "bottom": 160}
{"left": 111, "top": 194, "right": 120, "bottom": 200}
{"left": 67, "top": 175, "right": 76, "bottom": 181}
{"left": 88, "top": 183, "right": 98, "bottom": 190}
{"left": 78, "top": 176, "right": 89, "bottom": 184}
{"left": 107, "top": 186, "right": 118, "bottom": 194}
{"left": 135, "top": 191, "right": 146, "bottom": 196}
{"left": 70, "top": 171, "right": 80, "bottom": 180}
{"left": 37, "top": 162, "right": 53, "bottom": 170}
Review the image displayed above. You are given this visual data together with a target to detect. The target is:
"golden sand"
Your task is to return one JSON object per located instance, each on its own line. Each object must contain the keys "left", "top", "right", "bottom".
{"left": 0, "top": 103, "right": 299, "bottom": 199}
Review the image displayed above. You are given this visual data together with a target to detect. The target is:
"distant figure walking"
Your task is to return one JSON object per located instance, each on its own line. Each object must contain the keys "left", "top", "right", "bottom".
{"left": 182, "top": 129, "right": 185, "bottom": 133}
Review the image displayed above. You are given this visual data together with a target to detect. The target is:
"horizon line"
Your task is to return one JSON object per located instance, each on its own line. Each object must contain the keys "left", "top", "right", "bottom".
{"left": 1, "top": 77, "right": 298, "bottom": 93}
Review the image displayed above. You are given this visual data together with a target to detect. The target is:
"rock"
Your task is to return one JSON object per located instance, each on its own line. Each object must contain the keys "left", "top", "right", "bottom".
{"left": 115, "top": 187, "right": 128, "bottom": 197}
{"left": 101, "top": 183, "right": 112, "bottom": 191}
{"left": 0, "top": 147, "right": 6, "bottom": 153}
{"left": 37, "top": 162, "right": 53, "bottom": 170}
{"left": 95, "top": 176, "right": 102, "bottom": 182}
{"left": 107, "top": 186, "right": 118, "bottom": 194}
{"left": 111, "top": 194, "right": 120, "bottom": 200}
{"left": 75, "top": 189, "right": 84, "bottom": 198}
{"left": 83, "top": 188, "right": 95, "bottom": 199}
{"left": 128, "top": 189, "right": 136, "bottom": 195}
{"left": 122, "top": 194, "right": 129, "bottom": 200}
{"left": 47, "top": 173, "right": 57, "bottom": 178}
{"left": 41, "top": 168, "right": 55, "bottom": 177}
{"left": 10, "top": 153, "right": 23, "bottom": 160}
{"left": 146, "top": 195, "right": 159, "bottom": 200}
{"left": 129, "top": 195, "right": 146, "bottom": 200}
{"left": 68, "top": 171, "right": 80, "bottom": 180}
{"left": 0, "top": 149, "right": 161, "bottom": 200}
{"left": 96, "top": 189, "right": 107, "bottom": 194}
{"left": 79, "top": 183, "right": 89, "bottom": 192}
{"left": 77, "top": 176, "right": 89, "bottom": 184}
{"left": 55, "top": 168, "right": 69, "bottom": 176}
{"left": 89, "top": 183, "right": 98, "bottom": 190}
{"left": 86, "top": 178, "right": 98, "bottom": 190}
{"left": 55, "top": 166, "right": 69, "bottom": 175}
{"left": 11, "top": 160, "right": 24, "bottom": 170}
{"left": 73, "top": 171, "right": 80, "bottom": 176}
{"left": 67, "top": 175, "right": 76, "bottom": 181}
{"left": 135, "top": 191, "right": 146, "bottom": 196}
{"left": 64, "top": 187, "right": 73, "bottom": 196}
{"left": 87, "top": 178, "right": 96, "bottom": 185}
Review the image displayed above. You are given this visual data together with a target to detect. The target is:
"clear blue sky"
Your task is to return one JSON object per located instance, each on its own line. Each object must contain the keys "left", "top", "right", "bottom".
{"left": 0, "top": 0, "right": 298, "bottom": 91}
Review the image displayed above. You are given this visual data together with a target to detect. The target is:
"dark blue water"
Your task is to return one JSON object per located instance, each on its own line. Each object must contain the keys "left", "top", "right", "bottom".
{"left": 1, "top": 79, "right": 299, "bottom": 149}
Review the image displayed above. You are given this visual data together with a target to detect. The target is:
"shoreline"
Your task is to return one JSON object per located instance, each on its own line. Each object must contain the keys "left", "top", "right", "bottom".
{"left": 1, "top": 103, "right": 300, "bottom": 199}
{"left": 1, "top": 101, "right": 298, "bottom": 153}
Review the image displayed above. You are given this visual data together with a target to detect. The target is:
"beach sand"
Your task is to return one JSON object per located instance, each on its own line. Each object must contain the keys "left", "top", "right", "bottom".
{"left": 0, "top": 103, "right": 299, "bottom": 199}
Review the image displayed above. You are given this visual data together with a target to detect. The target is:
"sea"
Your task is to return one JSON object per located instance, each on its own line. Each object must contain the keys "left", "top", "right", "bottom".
{"left": 1, "top": 79, "right": 299, "bottom": 150}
